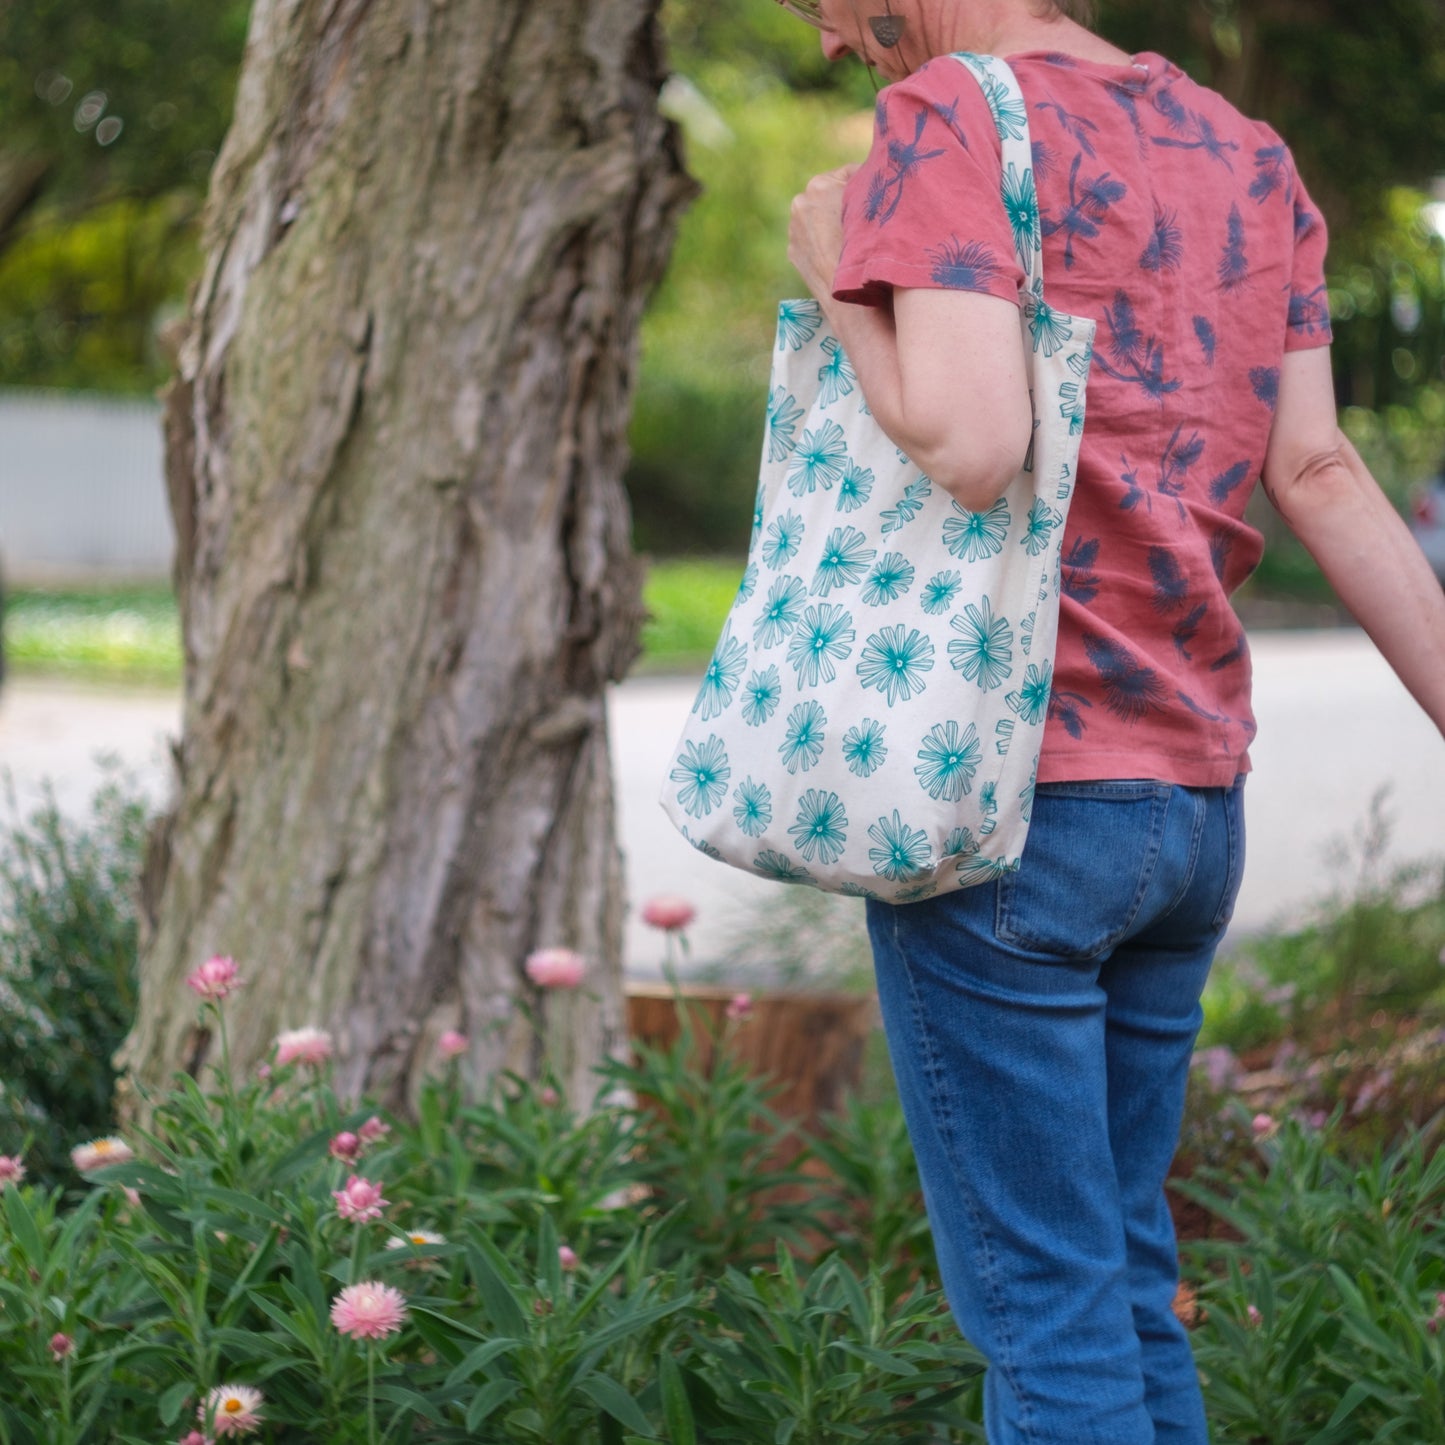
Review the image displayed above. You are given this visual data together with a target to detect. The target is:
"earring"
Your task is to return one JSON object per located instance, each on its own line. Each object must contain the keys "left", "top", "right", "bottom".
{"left": 867, "top": 0, "right": 905, "bottom": 47}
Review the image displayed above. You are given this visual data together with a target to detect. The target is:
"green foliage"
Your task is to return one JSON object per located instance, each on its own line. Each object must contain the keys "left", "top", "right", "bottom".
{"left": 0, "top": 771, "right": 147, "bottom": 1189}
{"left": 663, "top": 0, "right": 868, "bottom": 99}
{"left": 2, "top": 973, "right": 1441, "bottom": 1439}
{"left": 0, "top": 997, "right": 979, "bottom": 1443}
{"left": 597, "top": 1003, "right": 814, "bottom": 1275}
{"left": 1179, "top": 1119, "right": 1445, "bottom": 1443}
{"left": 1197, "top": 959, "right": 1294, "bottom": 1056}
{"left": 1202, "top": 790, "right": 1445, "bottom": 1055}
{"left": 629, "top": 66, "right": 864, "bottom": 554}
{"left": 0, "top": 0, "right": 246, "bottom": 388}
{"left": 0, "top": 0, "right": 249, "bottom": 213}
{"left": 685, "top": 1245, "right": 983, "bottom": 1445}
{"left": 806, "top": 1092, "right": 938, "bottom": 1293}
{"left": 0, "top": 194, "right": 199, "bottom": 390}
{"left": 637, "top": 558, "right": 746, "bottom": 673}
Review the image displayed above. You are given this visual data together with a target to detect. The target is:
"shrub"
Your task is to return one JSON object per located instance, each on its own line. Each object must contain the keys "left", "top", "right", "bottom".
{"left": 0, "top": 769, "right": 148, "bottom": 1187}
{"left": 1179, "top": 1118, "right": 1445, "bottom": 1443}
{"left": 0, "top": 972, "right": 982, "bottom": 1443}
{"left": 2, "top": 956, "right": 1444, "bottom": 1440}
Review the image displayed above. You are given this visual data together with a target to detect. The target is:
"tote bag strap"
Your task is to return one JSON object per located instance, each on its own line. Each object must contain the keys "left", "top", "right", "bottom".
{"left": 949, "top": 53, "right": 1045, "bottom": 299}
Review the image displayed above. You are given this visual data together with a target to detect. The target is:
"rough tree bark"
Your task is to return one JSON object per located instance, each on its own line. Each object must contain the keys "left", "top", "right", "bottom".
{"left": 116, "top": 0, "right": 693, "bottom": 1118}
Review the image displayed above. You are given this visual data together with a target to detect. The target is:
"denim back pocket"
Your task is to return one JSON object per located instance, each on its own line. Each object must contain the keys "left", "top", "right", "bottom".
{"left": 994, "top": 781, "right": 1172, "bottom": 960}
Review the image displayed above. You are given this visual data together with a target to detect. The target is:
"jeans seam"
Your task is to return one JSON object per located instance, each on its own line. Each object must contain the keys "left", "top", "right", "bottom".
{"left": 1209, "top": 785, "right": 1243, "bottom": 930}
{"left": 1155, "top": 788, "right": 1206, "bottom": 924}
{"left": 1117, "top": 789, "right": 1171, "bottom": 943}
{"left": 891, "top": 903, "right": 1037, "bottom": 1441}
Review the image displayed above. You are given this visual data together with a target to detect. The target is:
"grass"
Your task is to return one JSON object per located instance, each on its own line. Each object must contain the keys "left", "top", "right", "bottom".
{"left": 3, "top": 559, "right": 744, "bottom": 686}
{"left": 635, "top": 554, "right": 743, "bottom": 673}
{"left": 4, "top": 585, "right": 182, "bottom": 684}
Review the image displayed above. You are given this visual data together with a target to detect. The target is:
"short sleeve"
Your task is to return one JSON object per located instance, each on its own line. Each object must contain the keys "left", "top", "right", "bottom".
{"left": 833, "top": 58, "right": 1026, "bottom": 310}
{"left": 1284, "top": 156, "right": 1332, "bottom": 351}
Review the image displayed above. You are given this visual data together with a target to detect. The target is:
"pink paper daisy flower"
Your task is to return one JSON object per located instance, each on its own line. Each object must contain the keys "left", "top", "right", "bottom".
{"left": 71, "top": 1137, "right": 134, "bottom": 1172}
{"left": 436, "top": 1029, "right": 468, "bottom": 1059}
{"left": 524, "top": 947, "right": 586, "bottom": 989}
{"left": 333, "top": 1174, "right": 388, "bottom": 1223}
{"left": 185, "top": 955, "right": 243, "bottom": 1002}
{"left": 0, "top": 1154, "right": 25, "bottom": 1188}
{"left": 331, "top": 1281, "right": 409, "bottom": 1340}
{"left": 49, "top": 1332, "right": 73, "bottom": 1360}
{"left": 200, "top": 1383, "right": 263, "bottom": 1437}
{"left": 640, "top": 895, "right": 696, "bottom": 932}
{"left": 725, "top": 992, "right": 753, "bottom": 1021}
{"left": 274, "top": 1026, "right": 333, "bottom": 1067}
{"left": 358, "top": 1114, "right": 390, "bottom": 1143}
{"left": 328, "top": 1131, "right": 362, "bottom": 1162}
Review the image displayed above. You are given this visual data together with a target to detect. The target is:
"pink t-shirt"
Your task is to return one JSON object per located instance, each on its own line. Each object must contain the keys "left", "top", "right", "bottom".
{"left": 833, "top": 50, "right": 1332, "bottom": 786}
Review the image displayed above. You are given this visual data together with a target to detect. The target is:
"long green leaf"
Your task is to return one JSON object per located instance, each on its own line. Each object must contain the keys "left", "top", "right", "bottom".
{"left": 2, "top": 1187, "right": 46, "bottom": 1269}
{"left": 464, "top": 1377, "right": 522, "bottom": 1431}
{"left": 372, "top": 1383, "right": 444, "bottom": 1425}
{"left": 658, "top": 1352, "right": 696, "bottom": 1445}
{"left": 579, "top": 1373, "right": 657, "bottom": 1438}
{"left": 250, "top": 1292, "right": 316, "bottom": 1352}
{"left": 443, "top": 1336, "right": 521, "bottom": 1391}
{"left": 466, "top": 1237, "right": 529, "bottom": 1337}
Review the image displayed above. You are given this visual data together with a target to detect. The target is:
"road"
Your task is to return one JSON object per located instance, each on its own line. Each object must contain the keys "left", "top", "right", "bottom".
{"left": 1, "top": 629, "right": 1441, "bottom": 974}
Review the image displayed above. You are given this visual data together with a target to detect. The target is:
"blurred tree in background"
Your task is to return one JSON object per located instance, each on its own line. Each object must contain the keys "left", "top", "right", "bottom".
{"left": 0, "top": 0, "right": 248, "bottom": 388}
{"left": 2, "top": 0, "right": 1444, "bottom": 550}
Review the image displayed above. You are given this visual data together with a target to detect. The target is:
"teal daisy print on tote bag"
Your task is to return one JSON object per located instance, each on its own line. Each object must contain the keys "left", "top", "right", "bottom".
{"left": 661, "top": 54, "right": 1096, "bottom": 901}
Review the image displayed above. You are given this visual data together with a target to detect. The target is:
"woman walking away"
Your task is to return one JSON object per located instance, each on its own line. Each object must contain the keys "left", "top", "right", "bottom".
{"left": 778, "top": 0, "right": 1445, "bottom": 1439}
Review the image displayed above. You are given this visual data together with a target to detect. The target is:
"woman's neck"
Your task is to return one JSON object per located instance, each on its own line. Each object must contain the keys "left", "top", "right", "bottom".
{"left": 918, "top": 4, "right": 1131, "bottom": 69}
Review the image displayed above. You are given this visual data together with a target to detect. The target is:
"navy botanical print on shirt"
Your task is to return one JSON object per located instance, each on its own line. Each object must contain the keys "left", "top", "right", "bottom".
{"left": 1140, "top": 204, "right": 1184, "bottom": 272}
{"left": 1041, "top": 153, "right": 1128, "bottom": 269}
{"left": 863, "top": 108, "right": 947, "bottom": 226}
{"left": 1249, "top": 145, "right": 1293, "bottom": 204}
{"left": 1096, "top": 290, "right": 1180, "bottom": 400}
{"left": 928, "top": 238, "right": 1003, "bottom": 290}
{"left": 1217, "top": 204, "right": 1250, "bottom": 291}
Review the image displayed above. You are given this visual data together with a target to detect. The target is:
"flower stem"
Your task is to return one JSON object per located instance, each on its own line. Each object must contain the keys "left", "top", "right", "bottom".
{"left": 214, "top": 1003, "right": 243, "bottom": 1181}
{"left": 367, "top": 1343, "right": 377, "bottom": 1445}
{"left": 58, "top": 1351, "right": 73, "bottom": 1445}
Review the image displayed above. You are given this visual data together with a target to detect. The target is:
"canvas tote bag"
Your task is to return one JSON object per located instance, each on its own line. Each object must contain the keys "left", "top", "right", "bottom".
{"left": 660, "top": 53, "right": 1096, "bottom": 903}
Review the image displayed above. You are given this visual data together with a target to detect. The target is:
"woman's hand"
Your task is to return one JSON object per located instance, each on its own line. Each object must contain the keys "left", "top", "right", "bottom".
{"left": 788, "top": 164, "right": 858, "bottom": 305}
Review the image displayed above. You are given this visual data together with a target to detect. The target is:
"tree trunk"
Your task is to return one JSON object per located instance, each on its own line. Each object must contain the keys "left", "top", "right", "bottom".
{"left": 116, "top": 0, "right": 693, "bottom": 1120}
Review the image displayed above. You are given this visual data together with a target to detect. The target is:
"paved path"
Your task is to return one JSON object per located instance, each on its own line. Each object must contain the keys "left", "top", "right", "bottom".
{"left": 1, "top": 629, "right": 1441, "bottom": 972}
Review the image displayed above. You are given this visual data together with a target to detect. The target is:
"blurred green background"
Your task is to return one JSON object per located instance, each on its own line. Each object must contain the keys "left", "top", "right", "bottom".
{"left": 3, "top": 0, "right": 1445, "bottom": 649}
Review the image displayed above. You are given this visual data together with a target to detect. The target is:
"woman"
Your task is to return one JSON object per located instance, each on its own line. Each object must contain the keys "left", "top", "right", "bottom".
{"left": 781, "top": 0, "right": 1445, "bottom": 1440}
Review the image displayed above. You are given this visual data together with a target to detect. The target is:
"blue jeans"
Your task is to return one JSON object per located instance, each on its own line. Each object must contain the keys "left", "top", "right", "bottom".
{"left": 866, "top": 777, "right": 1246, "bottom": 1444}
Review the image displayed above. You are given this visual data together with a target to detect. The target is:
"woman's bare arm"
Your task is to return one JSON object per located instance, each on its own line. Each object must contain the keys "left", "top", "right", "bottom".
{"left": 1262, "top": 347, "right": 1445, "bottom": 736}
{"left": 788, "top": 168, "right": 1032, "bottom": 511}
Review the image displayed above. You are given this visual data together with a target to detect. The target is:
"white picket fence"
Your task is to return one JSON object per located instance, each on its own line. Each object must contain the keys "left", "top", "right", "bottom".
{"left": 0, "top": 389, "right": 172, "bottom": 582}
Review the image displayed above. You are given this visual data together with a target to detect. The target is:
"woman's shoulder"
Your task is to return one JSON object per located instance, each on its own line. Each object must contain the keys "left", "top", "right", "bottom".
{"left": 881, "top": 53, "right": 1001, "bottom": 114}
{"left": 871, "top": 55, "right": 1006, "bottom": 163}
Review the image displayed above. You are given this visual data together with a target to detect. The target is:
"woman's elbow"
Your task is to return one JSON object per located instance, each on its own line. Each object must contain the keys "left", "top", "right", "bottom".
{"left": 918, "top": 430, "right": 1031, "bottom": 514}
